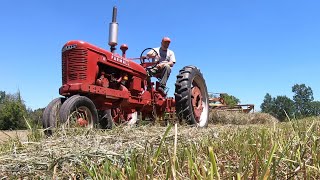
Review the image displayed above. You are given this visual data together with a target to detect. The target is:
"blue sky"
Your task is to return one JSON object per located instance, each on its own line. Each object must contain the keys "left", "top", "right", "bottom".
{"left": 0, "top": 1, "right": 319, "bottom": 111}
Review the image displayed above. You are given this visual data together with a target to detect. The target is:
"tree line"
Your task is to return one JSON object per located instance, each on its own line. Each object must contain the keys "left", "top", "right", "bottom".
{"left": 260, "top": 84, "right": 320, "bottom": 121}
{"left": 0, "top": 90, "right": 43, "bottom": 130}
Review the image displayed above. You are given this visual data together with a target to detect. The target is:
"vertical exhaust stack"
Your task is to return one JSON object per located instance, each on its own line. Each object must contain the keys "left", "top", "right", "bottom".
{"left": 108, "top": 6, "right": 118, "bottom": 53}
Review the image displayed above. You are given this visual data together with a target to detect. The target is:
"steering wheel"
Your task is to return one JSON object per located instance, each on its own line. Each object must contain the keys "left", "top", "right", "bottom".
{"left": 139, "top": 48, "right": 159, "bottom": 65}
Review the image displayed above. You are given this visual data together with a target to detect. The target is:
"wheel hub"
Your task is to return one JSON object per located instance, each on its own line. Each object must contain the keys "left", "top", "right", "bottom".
{"left": 69, "top": 106, "right": 93, "bottom": 128}
{"left": 77, "top": 117, "right": 88, "bottom": 126}
{"left": 191, "top": 86, "right": 203, "bottom": 122}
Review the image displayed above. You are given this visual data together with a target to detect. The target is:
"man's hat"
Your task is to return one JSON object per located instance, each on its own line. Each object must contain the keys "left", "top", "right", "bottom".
{"left": 162, "top": 37, "right": 171, "bottom": 42}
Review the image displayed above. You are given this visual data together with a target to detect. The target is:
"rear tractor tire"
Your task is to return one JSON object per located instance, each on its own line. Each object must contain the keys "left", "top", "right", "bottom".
{"left": 59, "top": 95, "right": 98, "bottom": 129}
{"left": 175, "top": 66, "right": 209, "bottom": 127}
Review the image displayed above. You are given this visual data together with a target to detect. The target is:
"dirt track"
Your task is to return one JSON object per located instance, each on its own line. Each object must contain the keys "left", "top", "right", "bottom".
{"left": 0, "top": 130, "right": 29, "bottom": 143}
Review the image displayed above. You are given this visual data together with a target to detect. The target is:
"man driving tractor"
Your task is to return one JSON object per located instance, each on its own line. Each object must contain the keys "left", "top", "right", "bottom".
{"left": 147, "top": 37, "right": 176, "bottom": 94}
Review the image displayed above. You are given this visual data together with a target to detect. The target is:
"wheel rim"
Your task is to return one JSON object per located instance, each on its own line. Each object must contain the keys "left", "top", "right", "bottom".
{"left": 191, "top": 86, "right": 203, "bottom": 122}
{"left": 192, "top": 75, "right": 209, "bottom": 127}
{"left": 66, "top": 106, "right": 94, "bottom": 128}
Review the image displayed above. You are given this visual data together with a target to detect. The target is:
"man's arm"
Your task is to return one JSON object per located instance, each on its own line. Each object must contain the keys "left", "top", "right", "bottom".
{"left": 167, "top": 61, "right": 175, "bottom": 67}
{"left": 147, "top": 48, "right": 159, "bottom": 58}
{"left": 146, "top": 51, "right": 156, "bottom": 58}
{"left": 167, "top": 50, "right": 175, "bottom": 67}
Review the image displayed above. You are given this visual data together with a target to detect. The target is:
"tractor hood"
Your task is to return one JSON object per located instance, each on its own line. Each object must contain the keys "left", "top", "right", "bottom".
{"left": 62, "top": 40, "right": 148, "bottom": 78}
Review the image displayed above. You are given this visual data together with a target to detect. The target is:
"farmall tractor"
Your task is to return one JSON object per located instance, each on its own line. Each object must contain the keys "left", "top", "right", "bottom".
{"left": 42, "top": 7, "right": 209, "bottom": 134}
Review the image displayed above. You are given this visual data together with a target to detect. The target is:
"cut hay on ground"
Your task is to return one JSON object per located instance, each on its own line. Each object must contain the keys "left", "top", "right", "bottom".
{"left": 0, "top": 124, "right": 224, "bottom": 178}
{"left": 2, "top": 114, "right": 318, "bottom": 179}
{"left": 210, "top": 111, "right": 279, "bottom": 125}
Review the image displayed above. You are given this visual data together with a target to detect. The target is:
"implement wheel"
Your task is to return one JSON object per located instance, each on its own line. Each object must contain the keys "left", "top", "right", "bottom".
{"left": 59, "top": 95, "right": 98, "bottom": 129}
{"left": 175, "top": 66, "right": 209, "bottom": 127}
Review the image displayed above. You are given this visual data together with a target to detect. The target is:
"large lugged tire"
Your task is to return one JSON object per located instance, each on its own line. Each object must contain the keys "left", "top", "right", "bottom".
{"left": 59, "top": 95, "right": 98, "bottom": 128}
{"left": 175, "top": 66, "right": 209, "bottom": 127}
{"left": 42, "top": 97, "right": 65, "bottom": 135}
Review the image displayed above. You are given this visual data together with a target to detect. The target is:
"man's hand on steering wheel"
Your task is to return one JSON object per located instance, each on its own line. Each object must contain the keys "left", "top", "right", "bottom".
{"left": 140, "top": 48, "right": 159, "bottom": 64}
{"left": 147, "top": 53, "right": 159, "bottom": 59}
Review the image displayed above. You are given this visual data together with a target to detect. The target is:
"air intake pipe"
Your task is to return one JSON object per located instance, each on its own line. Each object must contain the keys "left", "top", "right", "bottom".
{"left": 108, "top": 6, "right": 118, "bottom": 53}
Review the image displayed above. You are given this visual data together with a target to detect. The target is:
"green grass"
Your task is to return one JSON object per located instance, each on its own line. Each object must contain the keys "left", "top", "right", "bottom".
{"left": 1, "top": 116, "right": 320, "bottom": 179}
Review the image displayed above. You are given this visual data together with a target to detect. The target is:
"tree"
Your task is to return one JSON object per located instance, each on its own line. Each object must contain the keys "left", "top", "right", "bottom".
{"left": 307, "top": 101, "right": 320, "bottom": 116}
{"left": 260, "top": 93, "right": 275, "bottom": 114}
{"left": 0, "top": 91, "right": 5, "bottom": 110}
{"left": 261, "top": 94, "right": 295, "bottom": 121}
{"left": 292, "top": 84, "right": 314, "bottom": 118}
{"left": 262, "top": 84, "right": 320, "bottom": 120}
{"left": 221, "top": 94, "right": 240, "bottom": 107}
{"left": 0, "top": 91, "right": 5, "bottom": 103}
{"left": 273, "top": 96, "right": 295, "bottom": 121}
{"left": 0, "top": 92, "right": 27, "bottom": 130}
{"left": 27, "top": 108, "right": 44, "bottom": 126}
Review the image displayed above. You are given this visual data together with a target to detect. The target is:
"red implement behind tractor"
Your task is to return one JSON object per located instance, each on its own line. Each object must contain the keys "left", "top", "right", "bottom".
{"left": 209, "top": 93, "right": 254, "bottom": 113}
{"left": 42, "top": 7, "right": 209, "bottom": 135}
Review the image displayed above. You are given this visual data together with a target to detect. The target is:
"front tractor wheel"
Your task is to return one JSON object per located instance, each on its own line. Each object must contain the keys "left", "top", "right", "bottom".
{"left": 175, "top": 66, "right": 209, "bottom": 127}
{"left": 59, "top": 95, "right": 98, "bottom": 129}
{"left": 42, "top": 97, "right": 65, "bottom": 135}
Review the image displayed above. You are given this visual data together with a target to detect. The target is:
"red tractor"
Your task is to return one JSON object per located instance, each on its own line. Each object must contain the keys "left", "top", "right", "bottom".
{"left": 42, "top": 7, "right": 209, "bottom": 135}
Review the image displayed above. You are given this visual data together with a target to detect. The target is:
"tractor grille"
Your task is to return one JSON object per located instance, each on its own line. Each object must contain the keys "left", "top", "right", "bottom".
{"left": 62, "top": 48, "right": 88, "bottom": 84}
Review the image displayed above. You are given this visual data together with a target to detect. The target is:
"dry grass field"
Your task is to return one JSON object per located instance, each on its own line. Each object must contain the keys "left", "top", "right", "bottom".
{"left": 0, "top": 130, "right": 28, "bottom": 144}
{"left": 1, "top": 112, "right": 319, "bottom": 179}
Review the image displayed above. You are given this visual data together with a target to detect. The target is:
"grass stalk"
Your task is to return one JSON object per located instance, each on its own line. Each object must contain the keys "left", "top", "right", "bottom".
{"left": 208, "top": 146, "right": 220, "bottom": 180}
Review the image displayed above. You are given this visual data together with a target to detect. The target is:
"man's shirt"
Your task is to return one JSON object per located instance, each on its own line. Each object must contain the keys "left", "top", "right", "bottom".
{"left": 151, "top": 47, "right": 176, "bottom": 64}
